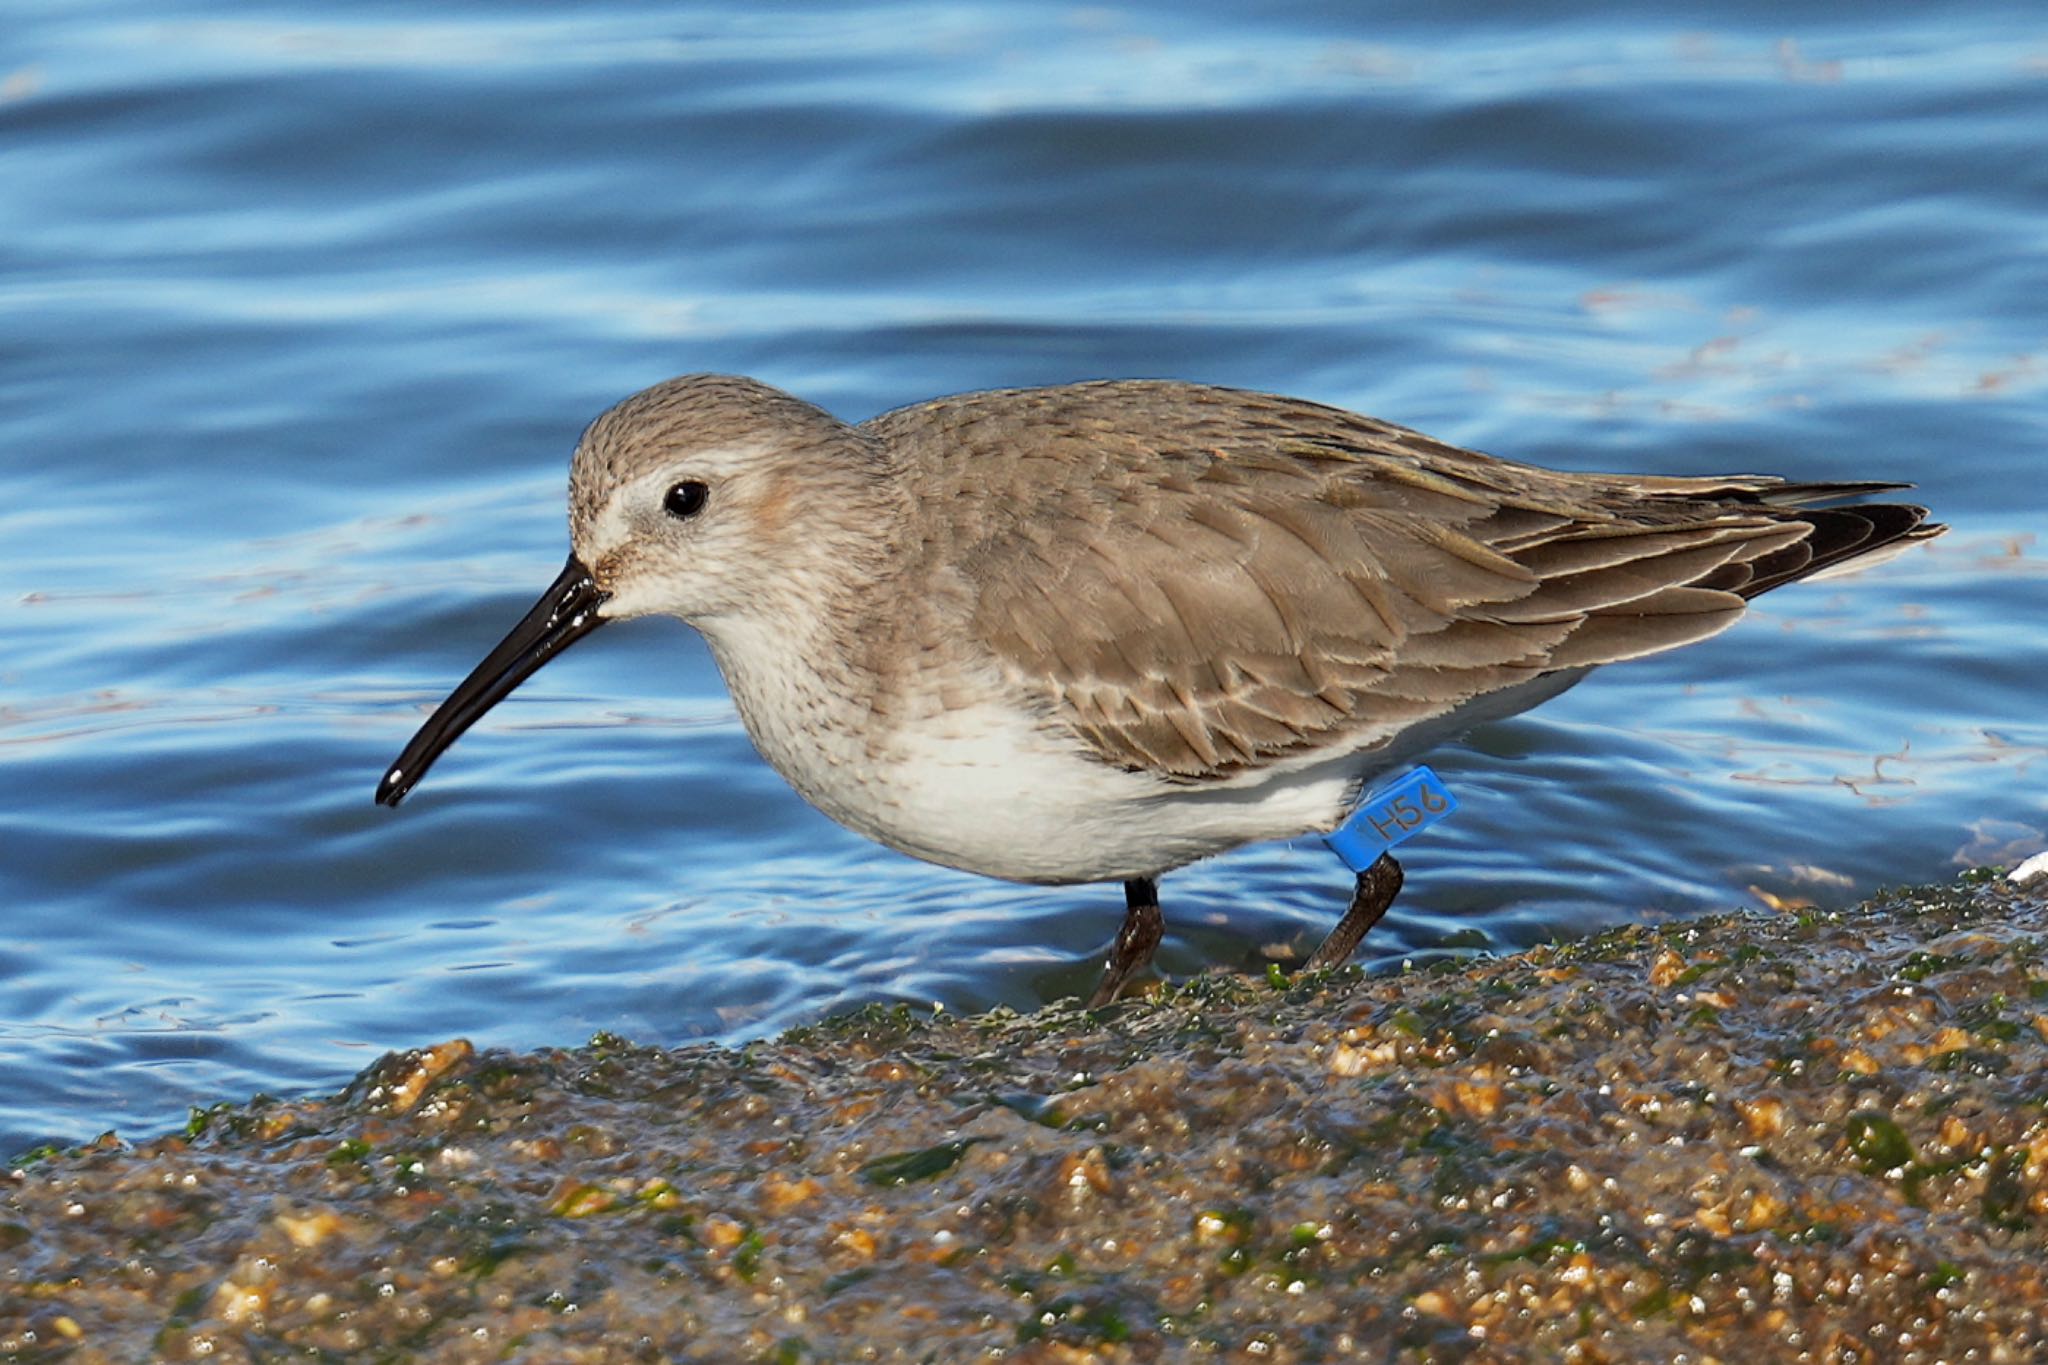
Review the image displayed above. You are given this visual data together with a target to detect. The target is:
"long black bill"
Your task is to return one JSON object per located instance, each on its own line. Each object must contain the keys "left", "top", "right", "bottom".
{"left": 375, "top": 555, "right": 610, "bottom": 807}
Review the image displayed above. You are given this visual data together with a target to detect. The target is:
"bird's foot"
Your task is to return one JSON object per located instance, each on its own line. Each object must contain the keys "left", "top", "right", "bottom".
{"left": 1302, "top": 852, "right": 1404, "bottom": 972}
{"left": 1086, "top": 877, "right": 1164, "bottom": 1008}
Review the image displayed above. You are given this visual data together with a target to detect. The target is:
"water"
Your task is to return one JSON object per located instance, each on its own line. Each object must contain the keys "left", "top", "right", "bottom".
{"left": 2, "top": 2, "right": 2042, "bottom": 1156}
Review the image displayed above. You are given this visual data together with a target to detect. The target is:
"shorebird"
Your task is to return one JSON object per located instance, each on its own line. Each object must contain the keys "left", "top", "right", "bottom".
{"left": 376, "top": 376, "right": 1941, "bottom": 1006}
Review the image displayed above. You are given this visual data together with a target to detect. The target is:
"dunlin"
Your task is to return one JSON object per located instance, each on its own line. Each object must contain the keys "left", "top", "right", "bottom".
{"left": 377, "top": 376, "right": 1941, "bottom": 1005}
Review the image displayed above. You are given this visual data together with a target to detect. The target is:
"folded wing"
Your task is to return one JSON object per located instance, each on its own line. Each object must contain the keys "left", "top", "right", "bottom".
{"left": 940, "top": 385, "right": 1940, "bottom": 780}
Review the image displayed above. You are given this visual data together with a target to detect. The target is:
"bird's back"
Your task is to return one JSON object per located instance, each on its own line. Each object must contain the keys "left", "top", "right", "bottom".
{"left": 861, "top": 380, "right": 1942, "bottom": 783}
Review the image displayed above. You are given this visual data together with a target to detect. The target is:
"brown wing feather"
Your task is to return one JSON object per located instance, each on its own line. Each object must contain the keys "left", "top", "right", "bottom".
{"left": 866, "top": 381, "right": 1941, "bottom": 780}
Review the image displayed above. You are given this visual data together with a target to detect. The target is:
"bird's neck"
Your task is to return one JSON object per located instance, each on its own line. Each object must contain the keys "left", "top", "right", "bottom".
{"left": 689, "top": 551, "right": 919, "bottom": 793}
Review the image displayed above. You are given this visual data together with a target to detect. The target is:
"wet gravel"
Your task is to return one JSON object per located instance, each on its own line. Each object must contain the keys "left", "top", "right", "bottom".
{"left": 6, "top": 875, "right": 2047, "bottom": 1362}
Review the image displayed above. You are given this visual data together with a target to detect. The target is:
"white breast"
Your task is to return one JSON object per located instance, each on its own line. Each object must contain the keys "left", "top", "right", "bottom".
{"left": 696, "top": 613, "right": 1361, "bottom": 884}
{"left": 696, "top": 608, "right": 1593, "bottom": 886}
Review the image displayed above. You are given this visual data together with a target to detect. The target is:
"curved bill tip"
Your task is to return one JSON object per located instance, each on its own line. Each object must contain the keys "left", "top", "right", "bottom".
{"left": 376, "top": 555, "right": 609, "bottom": 808}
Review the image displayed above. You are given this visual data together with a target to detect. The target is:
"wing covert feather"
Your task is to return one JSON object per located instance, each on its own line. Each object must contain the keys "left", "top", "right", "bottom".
{"left": 864, "top": 381, "right": 1939, "bottom": 780}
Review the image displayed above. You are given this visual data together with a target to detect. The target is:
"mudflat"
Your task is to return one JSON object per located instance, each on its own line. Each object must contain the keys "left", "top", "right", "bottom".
{"left": 6, "top": 875, "right": 2044, "bottom": 1362}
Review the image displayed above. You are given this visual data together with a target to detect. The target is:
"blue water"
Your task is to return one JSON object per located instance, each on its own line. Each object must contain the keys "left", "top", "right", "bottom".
{"left": 3, "top": 2, "right": 2043, "bottom": 1155}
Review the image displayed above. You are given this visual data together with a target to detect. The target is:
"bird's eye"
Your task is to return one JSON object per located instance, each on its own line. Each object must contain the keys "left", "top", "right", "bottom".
{"left": 663, "top": 481, "right": 709, "bottom": 520}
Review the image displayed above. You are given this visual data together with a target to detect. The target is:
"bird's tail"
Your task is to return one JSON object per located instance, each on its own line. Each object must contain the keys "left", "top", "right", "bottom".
{"left": 1686, "top": 481, "right": 1944, "bottom": 599}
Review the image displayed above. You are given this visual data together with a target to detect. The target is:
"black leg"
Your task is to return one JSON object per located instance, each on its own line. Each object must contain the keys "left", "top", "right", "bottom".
{"left": 1303, "top": 852, "right": 1404, "bottom": 972}
{"left": 1086, "top": 877, "right": 1165, "bottom": 1008}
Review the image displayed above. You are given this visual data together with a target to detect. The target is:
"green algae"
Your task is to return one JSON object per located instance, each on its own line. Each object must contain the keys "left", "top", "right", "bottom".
{"left": 857, "top": 1137, "right": 987, "bottom": 1187}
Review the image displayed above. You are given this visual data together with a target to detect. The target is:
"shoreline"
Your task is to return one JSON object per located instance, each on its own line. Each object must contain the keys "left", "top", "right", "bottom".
{"left": 6, "top": 875, "right": 2046, "bottom": 1361}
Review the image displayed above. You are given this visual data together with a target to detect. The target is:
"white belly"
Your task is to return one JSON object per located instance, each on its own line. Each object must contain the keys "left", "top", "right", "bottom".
{"left": 822, "top": 697, "right": 1364, "bottom": 884}
{"left": 792, "top": 666, "right": 1594, "bottom": 885}
{"left": 701, "top": 618, "right": 1355, "bottom": 882}
{"left": 701, "top": 614, "right": 1588, "bottom": 886}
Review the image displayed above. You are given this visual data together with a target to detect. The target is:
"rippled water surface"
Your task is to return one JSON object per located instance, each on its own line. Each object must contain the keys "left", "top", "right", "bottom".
{"left": 3, "top": 1, "right": 2043, "bottom": 1154}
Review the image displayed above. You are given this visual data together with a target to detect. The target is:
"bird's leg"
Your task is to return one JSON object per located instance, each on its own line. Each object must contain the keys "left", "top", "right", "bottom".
{"left": 1086, "top": 877, "right": 1165, "bottom": 1008}
{"left": 1303, "top": 852, "right": 1404, "bottom": 972}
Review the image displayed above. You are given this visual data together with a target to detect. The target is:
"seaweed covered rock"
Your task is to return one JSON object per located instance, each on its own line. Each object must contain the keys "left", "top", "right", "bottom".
{"left": 6, "top": 878, "right": 2046, "bottom": 1362}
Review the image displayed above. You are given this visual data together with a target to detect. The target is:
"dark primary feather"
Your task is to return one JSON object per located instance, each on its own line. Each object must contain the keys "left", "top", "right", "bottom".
{"left": 863, "top": 380, "right": 1942, "bottom": 780}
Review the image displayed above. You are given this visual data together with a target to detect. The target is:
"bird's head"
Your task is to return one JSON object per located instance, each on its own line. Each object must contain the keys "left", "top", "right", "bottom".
{"left": 375, "top": 374, "right": 891, "bottom": 806}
